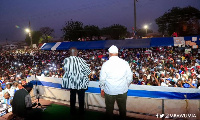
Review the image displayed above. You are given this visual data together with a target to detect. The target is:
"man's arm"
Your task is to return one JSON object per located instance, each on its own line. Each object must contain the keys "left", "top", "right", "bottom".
{"left": 154, "top": 72, "right": 160, "bottom": 86}
{"left": 126, "top": 62, "right": 133, "bottom": 86}
{"left": 80, "top": 58, "right": 91, "bottom": 76}
{"left": 63, "top": 58, "right": 68, "bottom": 71}
{"left": 99, "top": 64, "right": 107, "bottom": 90}
{"left": 25, "top": 94, "right": 33, "bottom": 110}
{"left": 99, "top": 64, "right": 107, "bottom": 98}
{"left": 186, "top": 81, "right": 196, "bottom": 88}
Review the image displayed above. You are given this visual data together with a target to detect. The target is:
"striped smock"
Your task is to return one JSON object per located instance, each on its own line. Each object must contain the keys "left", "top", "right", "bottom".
{"left": 62, "top": 56, "right": 91, "bottom": 90}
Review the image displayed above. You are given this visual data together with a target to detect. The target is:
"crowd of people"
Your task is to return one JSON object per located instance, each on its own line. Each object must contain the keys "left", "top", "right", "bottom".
{"left": 0, "top": 46, "right": 200, "bottom": 92}
{"left": 0, "top": 45, "right": 200, "bottom": 116}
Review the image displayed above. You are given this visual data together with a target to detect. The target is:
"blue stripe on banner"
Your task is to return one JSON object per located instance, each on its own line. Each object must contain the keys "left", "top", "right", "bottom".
{"left": 30, "top": 80, "right": 62, "bottom": 89}
{"left": 86, "top": 87, "right": 101, "bottom": 93}
{"left": 29, "top": 80, "right": 200, "bottom": 99}
{"left": 128, "top": 89, "right": 185, "bottom": 99}
{"left": 85, "top": 87, "right": 200, "bottom": 99}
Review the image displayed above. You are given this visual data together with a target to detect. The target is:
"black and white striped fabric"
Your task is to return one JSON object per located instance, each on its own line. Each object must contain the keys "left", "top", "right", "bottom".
{"left": 62, "top": 56, "right": 91, "bottom": 90}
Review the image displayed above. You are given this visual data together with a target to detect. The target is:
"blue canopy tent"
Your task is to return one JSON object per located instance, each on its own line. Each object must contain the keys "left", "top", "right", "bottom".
{"left": 104, "top": 39, "right": 151, "bottom": 49}
{"left": 40, "top": 42, "right": 57, "bottom": 50}
{"left": 150, "top": 37, "right": 174, "bottom": 47}
{"left": 41, "top": 39, "right": 151, "bottom": 50}
{"left": 55, "top": 40, "right": 106, "bottom": 50}
{"left": 55, "top": 42, "right": 72, "bottom": 50}
{"left": 40, "top": 35, "right": 200, "bottom": 50}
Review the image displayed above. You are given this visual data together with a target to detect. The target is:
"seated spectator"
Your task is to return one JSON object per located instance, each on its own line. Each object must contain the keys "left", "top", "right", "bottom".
{"left": 12, "top": 82, "right": 42, "bottom": 119}
{"left": 2, "top": 92, "right": 13, "bottom": 108}
{"left": 3, "top": 82, "right": 15, "bottom": 97}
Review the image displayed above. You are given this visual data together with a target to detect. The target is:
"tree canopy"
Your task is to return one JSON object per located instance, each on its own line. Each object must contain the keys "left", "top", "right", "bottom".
{"left": 40, "top": 27, "right": 54, "bottom": 43}
{"left": 83, "top": 25, "right": 100, "bottom": 40}
{"left": 62, "top": 20, "right": 84, "bottom": 41}
{"left": 156, "top": 6, "right": 200, "bottom": 36}
{"left": 62, "top": 20, "right": 128, "bottom": 41}
{"left": 101, "top": 24, "right": 128, "bottom": 40}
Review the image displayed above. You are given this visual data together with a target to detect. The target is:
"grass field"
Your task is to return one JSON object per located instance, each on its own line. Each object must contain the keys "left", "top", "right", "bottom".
{"left": 41, "top": 104, "right": 144, "bottom": 120}
{"left": 42, "top": 104, "right": 106, "bottom": 120}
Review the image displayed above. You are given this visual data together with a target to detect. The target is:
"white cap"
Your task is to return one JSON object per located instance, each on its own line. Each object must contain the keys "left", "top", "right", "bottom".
{"left": 6, "top": 82, "right": 12, "bottom": 85}
{"left": 108, "top": 45, "right": 118, "bottom": 53}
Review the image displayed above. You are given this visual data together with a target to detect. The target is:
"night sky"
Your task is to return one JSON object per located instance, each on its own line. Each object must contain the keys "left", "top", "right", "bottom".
{"left": 0, "top": 0, "right": 200, "bottom": 44}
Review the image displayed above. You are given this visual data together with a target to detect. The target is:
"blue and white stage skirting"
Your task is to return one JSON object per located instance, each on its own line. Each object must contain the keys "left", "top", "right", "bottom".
{"left": 27, "top": 76, "right": 200, "bottom": 119}
{"left": 28, "top": 76, "right": 200, "bottom": 100}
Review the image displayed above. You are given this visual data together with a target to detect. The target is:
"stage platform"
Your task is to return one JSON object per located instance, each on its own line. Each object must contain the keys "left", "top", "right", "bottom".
{"left": 0, "top": 99, "right": 162, "bottom": 120}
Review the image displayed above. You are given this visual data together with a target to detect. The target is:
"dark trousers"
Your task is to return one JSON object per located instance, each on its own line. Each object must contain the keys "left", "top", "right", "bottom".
{"left": 105, "top": 92, "right": 127, "bottom": 120}
{"left": 70, "top": 89, "right": 86, "bottom": 114}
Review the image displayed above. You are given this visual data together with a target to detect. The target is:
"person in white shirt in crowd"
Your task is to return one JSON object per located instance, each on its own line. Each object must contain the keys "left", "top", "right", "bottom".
{"left": 100, "top": 45, "right": 133, "bottom": 120}
{"left": 160, "top": 78, "right": 168, "bottom": 87}
{"left": 2, "top": 92, "right": 13, "bottom": 112}
{"left": 0, "top": 87, "right": 4, "bottom": 102}
{"left": 3, "top": 82, "right": 15, "bottom": 97}
{"left": 11, "top": 81, "right": 18, "bottom": 93}
{"left": 173, "top": 73, "right": 180, "bottom": 83}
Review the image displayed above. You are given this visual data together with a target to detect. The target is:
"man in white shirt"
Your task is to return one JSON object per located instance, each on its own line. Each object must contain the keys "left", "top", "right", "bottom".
{"left": 100, "top": 45, "right": 133, "bottom": 120}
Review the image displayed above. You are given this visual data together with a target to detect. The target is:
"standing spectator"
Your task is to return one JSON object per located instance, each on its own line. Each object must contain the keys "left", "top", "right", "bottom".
{"left": 62, "top": 47, "right": 91, "bottom": 116}
{"left": 172, "top": 32, "right": 178, "bottom": 37}
{"left": 16, "top": 81, "right": 24, "bottom": 90}
{"left": 100, "top": 45, "right": 133, "bottom": 120}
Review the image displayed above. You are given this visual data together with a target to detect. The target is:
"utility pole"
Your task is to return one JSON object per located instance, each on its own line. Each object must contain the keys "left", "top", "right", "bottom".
{"left": 6, "top": 38, "right": 8, "bottom": 45}
{"left": 29, "top": 21, "right": 33, "bottom": 48}
{"left": 134, "top": 0, "right": 137, "bottom": 38}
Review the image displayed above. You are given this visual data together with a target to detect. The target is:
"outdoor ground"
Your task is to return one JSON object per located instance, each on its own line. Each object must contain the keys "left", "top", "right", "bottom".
{"left": 0, "top": 99, "right": 161, "bottom": 120}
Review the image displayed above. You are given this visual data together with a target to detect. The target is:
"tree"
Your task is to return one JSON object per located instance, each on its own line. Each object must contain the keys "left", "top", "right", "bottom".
{"left": 40, "top": 27, "right": 54, "bottom": 43}
{"left": 39, "top": 36, "right": 53, "bottom": 44}
{"left": 156, "top": 6, "right": 200, "bottom": 36}
{"left": 62, "top": 20, "right": 84, "bottom": 41}
{"left": 25, "top": 31, "right": 42, "bottom": 45}
{"left": 83, "top": 25, "right": 100, "bottom": 40}
{"left": 101, "top": 24, "right": 127, "bottom": 40}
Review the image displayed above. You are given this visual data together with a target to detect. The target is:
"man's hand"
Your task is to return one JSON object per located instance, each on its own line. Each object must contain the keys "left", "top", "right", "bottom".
{"left": 32, "top": 102, "right": 37, "bottom": 107}
{"left": 101, "top": 90, "right": 105, "bottom": 98}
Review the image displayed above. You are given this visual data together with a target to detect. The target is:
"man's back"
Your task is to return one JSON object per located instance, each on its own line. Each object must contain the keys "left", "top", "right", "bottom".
{"left": 99, "top": 45, "right": 133, "bottom": 120}
{"left": 62, "top": 56, "right": 91, "bottom": 90}
{"left": 100, "top": 56, "right": 132, "bottom": 95}
{"left": 12, "top": 89, "right": 28, "bottom": 117}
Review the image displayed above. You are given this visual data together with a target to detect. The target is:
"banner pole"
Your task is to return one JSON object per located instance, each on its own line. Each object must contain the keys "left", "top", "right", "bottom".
{"left": 162, "top": 99, "right": 165, "bottom": 120}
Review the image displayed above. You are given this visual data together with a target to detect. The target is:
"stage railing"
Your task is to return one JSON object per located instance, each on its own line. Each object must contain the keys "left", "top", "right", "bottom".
{"left": 27, "top": 76, "right": 200, "bottom": 119}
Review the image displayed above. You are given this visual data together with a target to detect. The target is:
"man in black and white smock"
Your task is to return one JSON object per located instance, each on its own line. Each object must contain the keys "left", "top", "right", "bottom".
{"left": 62, "top": 47, "right": 91, "bottom": 116}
